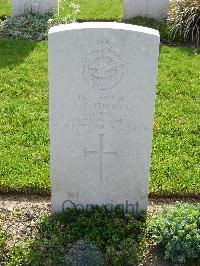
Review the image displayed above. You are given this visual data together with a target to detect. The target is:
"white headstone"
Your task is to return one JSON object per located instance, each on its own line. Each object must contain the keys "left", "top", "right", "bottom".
{"left": 12, "top": 0, "right": 59, "bottom": 16}
{"left": 49, "top": 23, "right": 160, "bottom": 214}
{"left": 124, "top": 0, "right": 169, "bottom": 19}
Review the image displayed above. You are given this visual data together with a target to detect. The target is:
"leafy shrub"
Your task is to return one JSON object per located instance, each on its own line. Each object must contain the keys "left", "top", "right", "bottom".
{"left": 0, "top": 12, "right": 51, "bottom": 40}
{"left": 6, "top": 207, "right": 146, "bottom": 265}
{"left": 149, "top": 202, "right": 200, "bottom": 264}
{"left": 0, "top": 1, "right": 79, "bottom": 40}
{"left": 169, "top": 0, "right": 200, "bottom": 46}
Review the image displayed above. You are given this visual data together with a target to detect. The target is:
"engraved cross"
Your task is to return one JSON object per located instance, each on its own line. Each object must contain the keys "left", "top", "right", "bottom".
{"left": 84, "top": 134, "right": 118, "bottom": 179}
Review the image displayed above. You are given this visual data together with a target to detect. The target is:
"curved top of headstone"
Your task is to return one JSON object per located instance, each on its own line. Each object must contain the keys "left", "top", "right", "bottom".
{"left": 48, "top": 22, "right": 160, "bottom": 38}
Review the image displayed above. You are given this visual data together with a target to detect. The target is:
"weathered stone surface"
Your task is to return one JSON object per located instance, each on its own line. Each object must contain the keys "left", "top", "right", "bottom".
{"left": 49, "top": 23, "right": 160, "bottom": 214}
{"left": 12, "top": 0, "right": 59, "bottom": 16}
{"left": 124, "top": 0, "right": 169, "bottom": 19}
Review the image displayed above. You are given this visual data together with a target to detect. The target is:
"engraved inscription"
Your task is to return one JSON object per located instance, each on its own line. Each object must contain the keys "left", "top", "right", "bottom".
{"left": 71, "top": 94, "right": 130, "bottom": 132}
{"left": 82, "top": 40, "right": 125, "bottom": 90}
{"left": 84, "top": 134, "right": 118, "bottom": 179}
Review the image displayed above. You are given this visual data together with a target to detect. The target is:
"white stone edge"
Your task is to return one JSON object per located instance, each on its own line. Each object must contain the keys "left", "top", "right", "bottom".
{"left": 48, "top": 22, "right": 160, "bottom": 38}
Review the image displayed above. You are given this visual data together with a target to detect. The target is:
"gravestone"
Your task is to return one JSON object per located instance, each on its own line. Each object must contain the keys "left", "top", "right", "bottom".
{"left": 12, "top": 0, "right": 59, "bottom": 16}
{"left": 49, "top": 22, "right": 160, "bottom": 214}
{"left": 124, "top": 0, "right": 169, "bottom": 19}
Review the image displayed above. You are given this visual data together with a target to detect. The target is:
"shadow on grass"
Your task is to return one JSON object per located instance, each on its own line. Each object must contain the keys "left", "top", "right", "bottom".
{"left": 7, "top": 207, "right": 146, "bottom": 265}
{"left": 0, "top": 40, "right": 37, "bottom": 69}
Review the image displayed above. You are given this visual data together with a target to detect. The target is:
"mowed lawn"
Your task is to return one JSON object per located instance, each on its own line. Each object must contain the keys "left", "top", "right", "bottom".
{"left": 60, "top": 0, "right": 123, "bottom": 21}
{"left": 0, "top": 0, "right": 123, "bottom": 20}
{"left": 0, "top": 40, "right": 199, "bottom": 196}
{"left": 0, "top": 0, "right": 12, "bottom": 16}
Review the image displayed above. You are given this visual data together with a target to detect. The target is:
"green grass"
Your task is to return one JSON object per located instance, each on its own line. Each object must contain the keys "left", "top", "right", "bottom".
{"left": 0, "top": 40, "right": 199, "bottom": 197}
{"left": 0, "top": 41, "right": 49, "bottom": 193}
{"left": 0, "top": 0, "right": 11, "bottom": 17}
{"left": 151, "top": 46, "right": 200, "bottom": 197}
{"left": 60, "top": 0, "right": 123, "bottom": 21}
{"left": 0, "top": 0, "right": 123, "bottom": 20}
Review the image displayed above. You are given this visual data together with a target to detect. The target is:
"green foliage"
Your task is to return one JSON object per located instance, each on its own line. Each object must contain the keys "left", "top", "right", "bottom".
{"left": 169, "top": 0, "right": 200, "bottom": 46}
{"left": 128, "top": 17, "right": 170, "bottom": 42}
{"left": 149, "top": 202, "right": 200, "bottom": 263}
{"left": 127, "top": 16, "right": 182, "bottom": 44}
{"left": 0, "top": 11, "right": 51, "bottom": 40}
{"left": 0, "top": 226, "right": 10, "bottom": 264}
{"left": 51, "top": 0, "right": 80, "bottom": 25}
{"left": 6, "top": 207, "right": 146, "bottom": 265}
{"left": 0, "top": 4, "right": 78, "bottom": 40}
